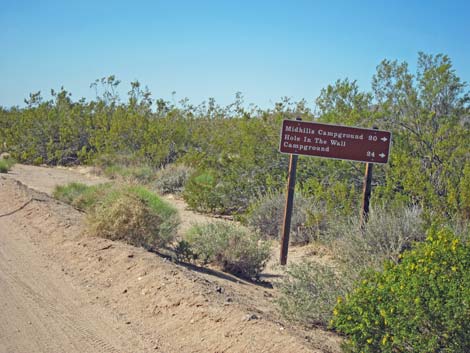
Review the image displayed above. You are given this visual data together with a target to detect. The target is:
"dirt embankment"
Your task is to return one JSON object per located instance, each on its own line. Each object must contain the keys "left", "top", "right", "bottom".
{"left": 0, "top": 165, "right": 341, "bottom": 353}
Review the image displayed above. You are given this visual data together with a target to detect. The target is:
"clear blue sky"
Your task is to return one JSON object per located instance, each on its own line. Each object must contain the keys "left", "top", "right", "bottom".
{"left": 1, "top": 0, "right": 469, "bottom": 108}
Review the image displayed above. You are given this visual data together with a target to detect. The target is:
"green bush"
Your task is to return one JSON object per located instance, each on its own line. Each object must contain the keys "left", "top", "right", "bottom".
{"left": 0, "top": 161, "right": 8, "bottom": 173}
{"left": 246, "top": 192, "right": 328, "bottom": 244}
{"left": 174, "top": 239, "right": 197, "bottom": 262}
{"left": 331, "top": 227, "right": 470, "bottom": 353}
{"left": 0, "top": 157, "right": 15, "bottom": 173}
{"left": 154, "top": 164, "right": 193, "bottom": 194}
{"left": 277, "top": 261, "right": 348, "bottom": 327}
{"left": 183, "top": 171, "right": 224, "bottom": 212}
{"left": 185, "top": 222, "right": 271, "bottom": 279}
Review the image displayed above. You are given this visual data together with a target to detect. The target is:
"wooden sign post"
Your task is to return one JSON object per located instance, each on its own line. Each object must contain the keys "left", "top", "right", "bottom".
{"left": 360, "top": 160, "right": 373, "bottom": 230}
{"left": 359, "top": 127, "right": 378, "bottom": 230}
{"left": 280, "top": 150, "right": 298, "bottom": 265}
{"left": 279, "top": 120, "right": 391, "bottom": 264}
{"left": 279, "top": 117, "right": 302, "bottom": 266}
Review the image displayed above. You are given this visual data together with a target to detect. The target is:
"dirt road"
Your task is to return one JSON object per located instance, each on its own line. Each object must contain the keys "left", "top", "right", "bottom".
{"left": 0, "top": 178, "right": 153, "bottom": 353}
{"left": 0, "top": 165, "right": 341, "bottom": 353}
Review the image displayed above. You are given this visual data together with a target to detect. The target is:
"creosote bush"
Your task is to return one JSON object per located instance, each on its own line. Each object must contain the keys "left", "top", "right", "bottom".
{"left": 331, "top": 227, "right": 470, "bottom": 353}
{"left": 154, "top": 164, "right": 193, "bottom": 194}
{"left": 183, "top": 171, "right": 224, "bottom": 213}
{"left": 185, "top": 222, "right": 271, "bottom": 279}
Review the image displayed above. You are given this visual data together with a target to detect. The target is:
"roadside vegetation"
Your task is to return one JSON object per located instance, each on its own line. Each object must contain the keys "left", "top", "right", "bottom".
{"left": 332, "top": 227, "right": 470, "bottom": 353}
{"left": 54, "top": 183, "right": 179, "bottom": 250}
{"left": 184, "top": 222, "right": 271, "bottom": 279}
{"left": 3, "top": 52, "right": 470, "bottom": 351}
{"left": 0, "top": 154, "right": 15, "bottom": 173}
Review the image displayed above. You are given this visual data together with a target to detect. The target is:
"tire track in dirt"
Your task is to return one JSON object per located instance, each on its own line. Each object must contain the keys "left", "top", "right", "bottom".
{"left": 0, "top": 180, "right": 153, "bottom": 353}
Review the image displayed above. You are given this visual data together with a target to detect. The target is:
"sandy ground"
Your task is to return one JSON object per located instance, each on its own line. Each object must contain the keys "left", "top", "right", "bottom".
{"left": 0, "top": 165, "right": 341, "bottom": 353}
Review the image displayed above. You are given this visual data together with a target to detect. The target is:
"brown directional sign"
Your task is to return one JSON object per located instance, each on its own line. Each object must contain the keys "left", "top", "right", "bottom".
{"left": 279, "top": 120, "right": 391, "bottom": 164}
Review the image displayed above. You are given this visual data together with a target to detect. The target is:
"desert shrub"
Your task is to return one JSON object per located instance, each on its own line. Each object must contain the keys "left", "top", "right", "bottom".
{"left": 54, "top": 182, "right": 178, "bottom": 249}
{"left": 331, "top": 227, "right": 470, "bottom": 353}
{"left": 329, "top": 205, "right": 425, "bottom": 271}
{"left": 0, "top": 161, "right": 9, "bottom": 173}
{"left": 88, "top": 187, "right": 178, "bottom": 249}
{"left": 89, "top": 193, "right": 165, "bottom": 248}
{"left": 125, "top": 185, "right": 180, "bottom": 239}
{"left": 93, "top": 153, "right": 138, "bottom": 170}
{"left": 277, "top": 261, "right": 348, "bottom": 327}
{"left": 174, "top": 239, "right": 197, "bottom": 262}
{"left": 0, "top": 157, "right": 15, "bottom": 173}
{"left": 154, "top": 164, "right": 193, "bottom": 194}
{"left": 185, "top": 222, "right": 271, "bottom": 279}
{"left": 246, "top": 192, "right": 329, "bottom": 244}
{"left": 92, "top": 153, "right": 155, "bottom": 183}
{"left": 183, "top": 171, "right": 224, "bottom": 212}
{"left": 53, "top": 182, "right": 113, "bottom": 211}
{"left": 106, "top": 165, "right": 155, "bottom": 183}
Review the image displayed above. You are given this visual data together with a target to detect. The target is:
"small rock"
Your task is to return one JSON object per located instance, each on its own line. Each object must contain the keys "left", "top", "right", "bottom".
{"left": 127, "top": 254, "right": 134, "bottom": 258}
{"left": 244, "top": 314, "right": 259, "bottom": 321}
{"left": 226, "top": 297, "right": 233, "bottom": 303}
{"left": 125, "top": 321, "right": 131, "bottom": 325}
{"left": 122, "top": 289, "right": 128, "bottom": 294}
{"left": 215, "top": 286, "right": 223, "bottom": 293}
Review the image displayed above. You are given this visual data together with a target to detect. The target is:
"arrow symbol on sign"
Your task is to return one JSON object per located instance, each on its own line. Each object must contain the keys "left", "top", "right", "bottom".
{"left": 379, "top": 153, "right": 386, "bottom": 158}
{"left": 381, "top": 137, "right": 388, "bottom": 142}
